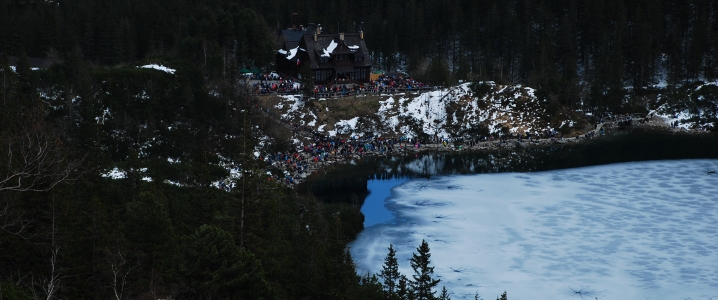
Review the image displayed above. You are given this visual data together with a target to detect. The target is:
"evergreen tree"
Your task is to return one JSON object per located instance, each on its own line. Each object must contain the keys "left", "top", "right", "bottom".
{"left": 496, "top": 291, "right": 507, "bottom": 300}
{"left": 178, "top": 224, "right": 273, "bottom": 299}
{"left": 124, "top": 192, "right": 175, "bottom": 254}
{"left": 380, "top": 244, "right": 401, "bottom": 297}
{"left": 438, "top": 286, "right": 451, "bottom": 300}
{"left": 396, "top": 275, "right": 412, "bottom": 300}
{"left": 357, "top": 273, "right": 386, "bottom": 299}
{"left": 410, "top": 239, "right": 440, "bottom": 300}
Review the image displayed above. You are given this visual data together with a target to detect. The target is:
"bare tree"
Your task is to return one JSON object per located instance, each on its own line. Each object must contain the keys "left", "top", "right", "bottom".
{"left": 0, "top": 104, "right": 82, "bottom": 192}
{"left": 30, "top": 247, "right": 63, "bottom": 300}
{"left": 0, "top": 199, "right": 31, "bottom": 238}
{"left": 107, "top": 249, "right": 138, "bottom": 300}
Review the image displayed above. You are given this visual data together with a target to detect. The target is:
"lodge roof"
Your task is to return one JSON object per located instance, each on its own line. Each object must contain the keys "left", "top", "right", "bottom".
{"left": 277, "top": 29, "right": 372, "bottom": 70}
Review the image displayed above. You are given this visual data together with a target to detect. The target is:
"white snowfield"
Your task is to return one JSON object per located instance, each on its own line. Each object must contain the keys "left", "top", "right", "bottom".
{"left": 350, "top": 159, "right": 718, "bottom": 300}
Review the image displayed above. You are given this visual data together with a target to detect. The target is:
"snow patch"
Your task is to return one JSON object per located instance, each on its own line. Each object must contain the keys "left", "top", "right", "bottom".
{"left": 139, "top": 64, "right": 176, "bottom": 74}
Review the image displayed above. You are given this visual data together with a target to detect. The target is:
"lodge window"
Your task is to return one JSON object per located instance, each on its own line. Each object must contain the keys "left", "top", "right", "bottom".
{"left": 335, "top": 55, "right": 347, "bottom": 62}
{"left": 315, "top": 69, "right": 334, "bottom": 82}
{"left": 354, "top": 56, "right": 364, "bottom": 62}
{"left": 354, "top": 68, "right": 367, "bottom": 79}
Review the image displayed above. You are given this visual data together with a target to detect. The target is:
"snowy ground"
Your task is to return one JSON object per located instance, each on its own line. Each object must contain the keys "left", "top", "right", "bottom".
{"left": 272, "top": 82, "right": 562, "bottom": 139}
{"left": 350, "top": 159, "right": 718, "bottom": 300}
{"left": 267, "top": 79, "right": 718, "bottom": 141}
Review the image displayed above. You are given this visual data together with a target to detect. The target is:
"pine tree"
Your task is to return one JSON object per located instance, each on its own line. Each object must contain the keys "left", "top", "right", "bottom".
{"left": 410, "top": 240, "right": 440, "bottom": 300}
{"left": 438, "top": 286, "right": 451, "bottom": 300}
{"left": 178, "top": 224, "right": 273, "bottom": 299}
{"left": 380, "top": 244, "right": 401, "bottom": 297}
{"left": 397, "top": 275, "right": 411, "bottom": 300}
{"left": 495, "top": 291, "right": 507, "bottom": 300}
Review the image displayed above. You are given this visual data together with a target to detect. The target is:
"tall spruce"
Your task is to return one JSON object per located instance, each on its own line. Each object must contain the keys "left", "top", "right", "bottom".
{"left": 397, "top": 275, "right": 411, "bottom": 300}
{"left": 380, "top": 244, "right": 401, "bottom": 297}
{"left": 438, "top": 286, "right": 451, "bottom": 300}
{"left": 410, "top": 239, "right": 440, "bottom": 300}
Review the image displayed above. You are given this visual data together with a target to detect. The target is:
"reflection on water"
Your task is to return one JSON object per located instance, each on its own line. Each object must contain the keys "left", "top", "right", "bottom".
{"left": 363, "top": 177, "right": 409, "bottom": 227}
{"left": 299, "top": 131, "right": 718, "bottom": 205}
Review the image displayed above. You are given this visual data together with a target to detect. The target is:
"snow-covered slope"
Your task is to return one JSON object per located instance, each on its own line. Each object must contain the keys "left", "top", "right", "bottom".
{"left": 267, "top": 80, "right": 717, "bottom": 141}
{"left": 270, "top": 82, "right": 574, "bottom": 140}
{"left": 647, "top": 80, "right": 718, "bottom": 131}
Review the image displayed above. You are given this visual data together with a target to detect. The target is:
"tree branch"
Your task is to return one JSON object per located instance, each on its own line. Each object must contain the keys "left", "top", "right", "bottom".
{"left": 0, "top": 105, "right": 83, "bottom": 192}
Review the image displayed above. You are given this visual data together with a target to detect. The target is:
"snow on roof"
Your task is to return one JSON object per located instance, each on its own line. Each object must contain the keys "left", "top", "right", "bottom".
{"left": 139, "top": 64, "right": 176, "bottom": 74}
{"left": 286, "top": 46, "right": 299, "bottom": 60}
{"left": 348, "top": 45, "right": 359, "bottom": 50}
{"left": 321, "top": 40, "right": 338, "bottom": 57}
{"left": 277, "top": 49, "right": 287, "bottom": 55}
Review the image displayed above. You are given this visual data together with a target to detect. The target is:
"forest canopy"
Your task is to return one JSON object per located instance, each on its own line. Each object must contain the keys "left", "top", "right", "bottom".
{"left": 1, "top": 0, "right": 717, "bottom": 299}
{"left": 3, "top": 0, "right": 718, "bottom": 99}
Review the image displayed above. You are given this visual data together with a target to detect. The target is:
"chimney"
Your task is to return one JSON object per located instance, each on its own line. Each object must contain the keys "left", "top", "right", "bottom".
{"left": 360, "top": 30, "right": 364, "bottom": 39}
{"left": 317, "top": 24, "right": 321, "bottom": 35}
{"left": 340, "top": 32, "right": 344, "bottom": 41}
{"left": 314, "top": 33, "right": 317, "bottom": 41}
{"left": 300, "top": 25, "right": 304, "bottom": 31}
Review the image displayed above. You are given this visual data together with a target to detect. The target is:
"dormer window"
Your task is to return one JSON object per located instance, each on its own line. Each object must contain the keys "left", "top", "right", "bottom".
{"left": 354, "top": 56, "right": 364, "bottom": 62}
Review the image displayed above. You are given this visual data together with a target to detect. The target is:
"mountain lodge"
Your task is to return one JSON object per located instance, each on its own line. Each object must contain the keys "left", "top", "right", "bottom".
{"left": 276, "top": 25, "right": 372, "bottom": 85}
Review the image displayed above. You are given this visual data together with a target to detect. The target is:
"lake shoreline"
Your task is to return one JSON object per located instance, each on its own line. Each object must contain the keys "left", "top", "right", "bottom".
{"left": 287, "top": 117, "right": 715, "bottom": 187}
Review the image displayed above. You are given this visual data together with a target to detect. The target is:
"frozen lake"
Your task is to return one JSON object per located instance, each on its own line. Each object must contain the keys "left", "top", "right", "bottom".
{"left": 350, "top": 159, "right": 718, "bottom": 300}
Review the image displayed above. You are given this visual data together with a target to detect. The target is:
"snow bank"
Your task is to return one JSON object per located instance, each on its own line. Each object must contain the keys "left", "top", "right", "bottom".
{"left": 139, "top": 64, "right": 176, "bottom": 74}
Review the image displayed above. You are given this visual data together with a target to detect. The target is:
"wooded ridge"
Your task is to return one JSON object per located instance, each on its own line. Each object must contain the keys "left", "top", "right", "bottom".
{"left": 1, "top": 0, "right": 717, "bottom": 299}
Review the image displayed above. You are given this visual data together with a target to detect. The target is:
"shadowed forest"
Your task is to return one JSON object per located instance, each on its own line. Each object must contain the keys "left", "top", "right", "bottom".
{"left": 1, "top": 0, "right": 717, "bottom": 299}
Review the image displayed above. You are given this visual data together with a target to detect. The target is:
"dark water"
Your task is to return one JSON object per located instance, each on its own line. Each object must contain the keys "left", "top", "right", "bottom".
{"left": 362, "top": 177, "right": 409, "bottom": 226}
{"left": 298, "top": 131, "right": 718, "bottom": 205}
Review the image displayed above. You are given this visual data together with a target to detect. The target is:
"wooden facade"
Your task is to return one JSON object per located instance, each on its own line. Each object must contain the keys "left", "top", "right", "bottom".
{"left": 276, "top": 26, "right": 372, "bottom": 85}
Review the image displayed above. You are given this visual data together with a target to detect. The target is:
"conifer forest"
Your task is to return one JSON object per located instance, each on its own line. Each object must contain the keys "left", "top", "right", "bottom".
{"left": 1, "top": 0, "right": 717, "bottom": 299}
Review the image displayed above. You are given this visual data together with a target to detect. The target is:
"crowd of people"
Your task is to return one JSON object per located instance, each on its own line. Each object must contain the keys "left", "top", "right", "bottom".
{"left": 255, "top": 134, "right": 435, "bottom": 185}
{"left": 308, "top": 75, "right": 432, "bottom": 97}
{"left": 369, "top": 74, "right": 429, "bottom": 92}
{"left": 255, "top": 130, "right": 587, "bottom": 186}
{"left": 246, "top": 71, "right": 433, "bottom": 97}
{"left": 250, "top": 75, "right": 303, "bottom": 94}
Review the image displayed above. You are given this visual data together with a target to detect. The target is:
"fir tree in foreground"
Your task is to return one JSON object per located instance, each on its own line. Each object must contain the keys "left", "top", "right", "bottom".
{"left": 496, "top": 291, "right": 507, "bottom": 300}
{"left": 380, "top": 244, "right": 401, "bottom": 297}
{"left": 410, "top": 239, "right": 441, "bottom": 300}
{"left": 379, "top": 240, "right": 509, "bottom": 300}
{"left": 438, "top": 286, "right": 451, "bottom": 300}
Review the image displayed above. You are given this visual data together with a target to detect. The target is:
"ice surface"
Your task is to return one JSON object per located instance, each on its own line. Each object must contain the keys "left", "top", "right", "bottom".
{"left": 350, "top": 160, "right": 718, "bottom": 300}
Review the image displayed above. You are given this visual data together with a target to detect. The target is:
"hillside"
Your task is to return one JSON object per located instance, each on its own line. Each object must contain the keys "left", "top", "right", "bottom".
{"left": 258, "top": 81, "right": 717, "bottom": 145}
{"left": 2, "top": 54, "right": 716, "bottom": 299}
{"left": 2, "top": 0, "right": 718, "bottom": 298}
